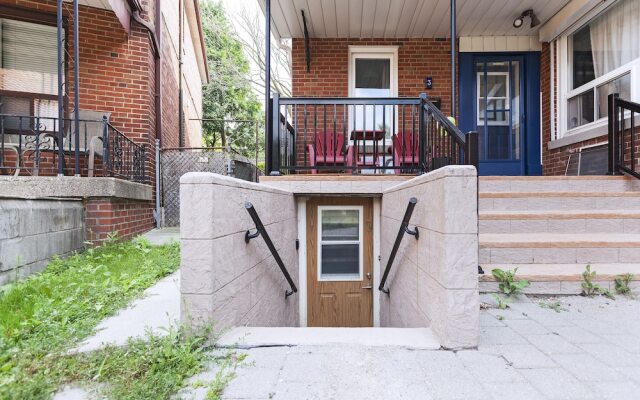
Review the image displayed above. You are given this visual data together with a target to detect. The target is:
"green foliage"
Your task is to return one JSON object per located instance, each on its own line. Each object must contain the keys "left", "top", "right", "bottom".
{"left": 581, "top": 265, "right": 615, "bottom": 299}
{"left": 491, "top": 268, "right": 530, "bottom": 296}
{"left": 491, "top": 293, "right": 510, "bottom": 310}
{"left": 0, "top": 238, "right": 181, "bottom": 398}
{"left": 614, "top": 273, "right": 634, "bottom": 295}
{"left": 71, "top": 328, "right": 212, "bottom": 400}
{"left": 538, "top": 300, "right": 567, "bottom": 313}
{"left": 200, "top": 1, "right": 263, "bottom": 156}
{"left": 205, "top": 351, "right": 247, "bottom": 400}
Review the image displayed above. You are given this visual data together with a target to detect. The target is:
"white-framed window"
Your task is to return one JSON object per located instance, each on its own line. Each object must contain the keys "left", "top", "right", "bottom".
{"left": 317, "top": 205, "right": 363, "bottom": 282}
{"left": 556, "top": 0, "right": 640, "bottom": 140}
{"left": 348, "top": 46, "right": 398, "bottom": 137}
{"left": 476, "top": 71, "right": 510, "bottom": 126}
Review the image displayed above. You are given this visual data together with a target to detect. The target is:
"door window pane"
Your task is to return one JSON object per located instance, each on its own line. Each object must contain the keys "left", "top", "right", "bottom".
{"left": 320, "top": 244, "right": 359, "bottom": 278}
{"left": 353, "top": 58, "right": 392, "bottom": 134}
{"left": 321, "top": 209, "right": 359, "bottom": 241}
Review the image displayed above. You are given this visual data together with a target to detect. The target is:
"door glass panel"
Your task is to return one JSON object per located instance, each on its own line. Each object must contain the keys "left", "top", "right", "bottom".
{"left": 321, "top": 209, "right": 359, "bottom": 241}
{"left": 321, "top": 244, "right": 359, "bottom": 277}
{"left": 319, "top": 207, "right": 362, "bottom": 280}
{"left": 475, "top": 60, "right": 521, "bottom": 162}
{"left": 353, "top": 58, "right": 392, "bottom": 135}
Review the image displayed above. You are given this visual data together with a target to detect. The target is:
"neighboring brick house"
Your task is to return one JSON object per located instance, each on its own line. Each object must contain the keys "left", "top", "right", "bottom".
{"left": 0, "top": 0, "right": 208, "bottom": 283}
{"left": 0, "top": 0, "right": 207, "bottom": 237}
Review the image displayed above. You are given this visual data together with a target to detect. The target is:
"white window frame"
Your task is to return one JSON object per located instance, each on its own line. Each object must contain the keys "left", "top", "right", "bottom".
{"left": 555, "top": 3, "right": 640, "bottom": 143}
{"left": 317, "top": 205, "right": 364, "bottom": 282}
{"left": 476, "top": 71, "right": 510, "bottom": 126}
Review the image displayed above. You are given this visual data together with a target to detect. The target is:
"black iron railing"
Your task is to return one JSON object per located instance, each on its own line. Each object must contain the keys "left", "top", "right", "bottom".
{"left": 379, "top": 197, "right": 419, "bottom": 295}
{"left": 266, "top": 93, "right": 478, "bottom": 175}
{"left": 0, "top": 114, "right": 146, "bottom": 183}
{"left": 608, "top": 93, "right": 640, "bottom": 179}
{"left": 244, "top": 202, "right": 298, "bottom": 298}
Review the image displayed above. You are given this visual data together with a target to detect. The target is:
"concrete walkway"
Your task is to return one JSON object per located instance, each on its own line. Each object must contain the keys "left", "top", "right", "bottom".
{"left": 180, "top": 295, "right": 640, "bottom": 400}
{"left": 142, "top": 227, "right": 180, "bottom": 245}
{"left": 72, "top": 271, "right": 180, "bottom": 353}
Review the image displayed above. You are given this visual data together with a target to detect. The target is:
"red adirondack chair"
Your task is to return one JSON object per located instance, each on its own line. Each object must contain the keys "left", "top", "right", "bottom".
{"left": 389, "top": 131, "right": 421, "bottom": 171}
{"left": 306, "top": 132, "right": 355, "bottom": 174}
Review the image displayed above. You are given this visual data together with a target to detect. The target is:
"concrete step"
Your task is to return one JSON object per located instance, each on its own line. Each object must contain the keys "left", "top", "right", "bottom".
{"left": 216, "top": 327, "right": 440, "bottom": 350}
{"left": 479, "top": 263, "right": 640, "bottom": 295}
{"left": 479, "top": 191, "right": 640, "bottom": 212}
{"left": 479, "top": 210, "right": 640, "bottom": 234}
{"left": 479, "top": 233, "right": 640, "bottom": 264}
{"left": 479, "top": 176, "right": 640, "bottom": 193}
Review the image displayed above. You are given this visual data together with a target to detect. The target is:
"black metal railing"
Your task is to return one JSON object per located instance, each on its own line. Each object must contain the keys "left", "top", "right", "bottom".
{"left": 379, "top": 197, "right": 419, "bottom": 295}
{"left": 266, "top": 93, "right": 478, "bottom": 175}
{"left": 0, "top": 114, "right": 146, "bottom": 183}
{"left": 244, "top": 202, "right": 298, "bottom": 298}
{"left": 608, "top": 93, "right": 640, "bottom": 179}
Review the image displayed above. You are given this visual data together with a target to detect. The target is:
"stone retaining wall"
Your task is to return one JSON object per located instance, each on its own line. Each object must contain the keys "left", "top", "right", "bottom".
{"left": 0, "top": 199, "right": 85, "bottom": 285}
{"left": 180, "top": 173, "right": 299, "bottom": 330}
{"left": 380, "top": 166, "right": 479, "bottom": 349}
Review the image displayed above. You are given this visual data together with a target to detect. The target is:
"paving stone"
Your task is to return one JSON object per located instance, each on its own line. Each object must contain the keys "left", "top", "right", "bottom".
{"left": 482, "top": 344, "right": 556, "bottom": 368}
{"left": 221, "top": 365, "right": 281, "bottom": 399}
{"left": 478, "top": 326, "right": 528, "bottom": 346}
{"left": 479, "top": 312, "right": 506, "bottom": 327}
{"left": 551, "top": 353, "right": 627, "bottom": 382}
{"left": 525, "top": 333, "right": 583, "bottom": 355}
{"left": 548, "top": 326, "right": 604, "bottom": 344}
{"left": 481, "top": 381, "right": 545, "bottom": 400}
{"left": 587, "top": 381, "right": 640, "bottom": 400}
{"left": 502, "top": 318, "right": 550, "bottom": 335}
{"left": 600, "top": 334, "right": 640, "bottom": 353}
{"left": 456, "top": 351, "right": 526, "bottom": 383}
{"left": 519, "top": 368, "right": 596, "bottom": 400}
{"left": 578, "top": 343, "right": 640, "bottom": 367}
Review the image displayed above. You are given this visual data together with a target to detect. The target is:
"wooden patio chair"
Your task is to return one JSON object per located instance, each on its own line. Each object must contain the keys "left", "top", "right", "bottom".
{"left": 306, "top": 132, "right": 356, "bottom": 174}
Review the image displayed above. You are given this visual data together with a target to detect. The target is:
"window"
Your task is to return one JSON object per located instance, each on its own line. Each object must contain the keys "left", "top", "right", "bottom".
{"left": 476, "top": 70, "right": 510, "bottom": 126}
{"left": 317, "top": 206, "right": 363, "bottom": 281}
{"left": 0, "top": 18, "right": 59, "bottom": 124}
{"left": 559, "top": 0, "right": 639, "bottom": 136}
{"left": 348, "top": 47, "right": 398, "bottom": 137}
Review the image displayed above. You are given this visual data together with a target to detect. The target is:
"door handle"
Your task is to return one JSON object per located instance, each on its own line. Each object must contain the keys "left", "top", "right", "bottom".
{"left": 361, "top": 285, "right": 373, "bottom": 289}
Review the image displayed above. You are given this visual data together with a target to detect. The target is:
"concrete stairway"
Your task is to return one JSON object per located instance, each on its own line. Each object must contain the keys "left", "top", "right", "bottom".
{"left": 478, "top": 176, "right": 640, "bottom": 295}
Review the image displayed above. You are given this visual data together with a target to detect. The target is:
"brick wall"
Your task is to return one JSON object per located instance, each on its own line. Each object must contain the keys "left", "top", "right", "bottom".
{"left": 85, "top": 198, "right": 155, "bottom": 243}
{"left": 292, "top": 38, "right": 455, "bottom": 115}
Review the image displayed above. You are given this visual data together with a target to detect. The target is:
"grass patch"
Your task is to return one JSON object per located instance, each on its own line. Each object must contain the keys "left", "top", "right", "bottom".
{"left": 0, "top": 237, "right": 192, "bottom": 399}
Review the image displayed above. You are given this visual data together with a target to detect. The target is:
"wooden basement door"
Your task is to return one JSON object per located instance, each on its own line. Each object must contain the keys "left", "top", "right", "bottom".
{"left": 306, "top": 197, "right": 373, "bottom": 327}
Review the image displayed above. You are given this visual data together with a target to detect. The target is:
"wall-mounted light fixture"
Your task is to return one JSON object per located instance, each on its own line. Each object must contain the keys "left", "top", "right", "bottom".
{"left": 513, "top": 9, "right": 540, "bottom": 29}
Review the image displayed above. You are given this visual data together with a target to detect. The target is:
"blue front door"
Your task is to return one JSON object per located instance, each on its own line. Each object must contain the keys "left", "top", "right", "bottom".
{"left": 459, "top": 53, "right": 541, "bottom": 176}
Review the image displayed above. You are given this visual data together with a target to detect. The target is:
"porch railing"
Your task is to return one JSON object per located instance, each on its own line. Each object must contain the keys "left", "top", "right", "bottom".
{"left": 608, "top": 93, "right": 640, "bottom": 179}
{"left": 0, "top": 114, "right": 146, "bottom": 183}
{"left": 267, "top": 93, "right": 478, "bottom": 175}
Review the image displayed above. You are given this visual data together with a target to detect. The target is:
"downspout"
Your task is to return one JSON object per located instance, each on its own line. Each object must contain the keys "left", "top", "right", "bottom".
{"left": 265, "top": 0, "right": 271, "bottom": 174}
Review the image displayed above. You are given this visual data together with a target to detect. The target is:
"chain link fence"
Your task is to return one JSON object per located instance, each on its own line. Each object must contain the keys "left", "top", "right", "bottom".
{"left": 159, "top": 147, "right": 262, "bottom": 227}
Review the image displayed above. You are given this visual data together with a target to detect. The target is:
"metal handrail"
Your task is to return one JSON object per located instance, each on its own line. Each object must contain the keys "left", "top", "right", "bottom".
{"left": 608, "top": 93, "right": 640, "bottom": 179}
{"left": 379, "top": 197, "right": 419, "bottom": 294}
{"left": 244, "top": 202, "right": 298, "bottom": 297}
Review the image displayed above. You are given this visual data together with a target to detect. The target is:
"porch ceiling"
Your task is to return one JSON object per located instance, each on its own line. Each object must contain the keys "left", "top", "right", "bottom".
{"left": 258, "top": 0, "right": 572, "bottom": 40}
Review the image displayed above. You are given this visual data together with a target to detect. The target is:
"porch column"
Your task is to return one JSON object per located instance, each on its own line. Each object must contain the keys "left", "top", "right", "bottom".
{"left": 265, "top": 0, "right": 272, "bottom": 174}
{"left": 450, "top": 0, "right": 456, "bottom": 119}
{"left": 56, "top": 0, "right": 64, "bottom": 176}
{"left": 73, "top": 0, "right": 80, "bottom": 176}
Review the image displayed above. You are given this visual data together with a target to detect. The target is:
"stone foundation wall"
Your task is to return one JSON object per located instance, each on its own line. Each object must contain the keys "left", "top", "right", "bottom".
{"left": 380, "top": 166, "right": 479, "bottom": 349}
{"left": 180, "top": 173, "right": 299, "bottom": 330}
{"left": 0, "top": 199, "right": 85, "bottom": 285}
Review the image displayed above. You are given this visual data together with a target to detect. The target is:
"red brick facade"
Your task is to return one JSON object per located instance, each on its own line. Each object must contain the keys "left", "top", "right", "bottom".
{"left": 292, "top": 38, "right": 456, "bottom": 116}
{"left": 85, "top": 198, "right": 155, "bottom": 242}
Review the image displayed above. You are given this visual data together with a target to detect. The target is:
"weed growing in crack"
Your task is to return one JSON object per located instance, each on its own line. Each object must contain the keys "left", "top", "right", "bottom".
{"left": 614, "top": 273, "right": 634, "bottom": 296}
{"left": 581, "top": 265, "right": 615, "bottom": 299}
{"left": 491, "top": 268, "right": 530, "bottom": 297}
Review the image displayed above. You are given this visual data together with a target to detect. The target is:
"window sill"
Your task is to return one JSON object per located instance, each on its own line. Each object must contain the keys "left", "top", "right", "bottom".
{"left": 548, "top": 122, "right": 608, "bottom": 150}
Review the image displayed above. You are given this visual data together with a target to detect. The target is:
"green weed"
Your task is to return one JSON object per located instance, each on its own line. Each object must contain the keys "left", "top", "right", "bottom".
{"left": 491, "top": 268, "right": 530, "bottom": 296}
{"left": 614, "top": 273, "right": 634, "bottom": 296}
{"left": 581, "top": 264, "right": 615, "bottom": 299}
{"left": 491, "top": 293, "right": 511, "bottom": 310}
